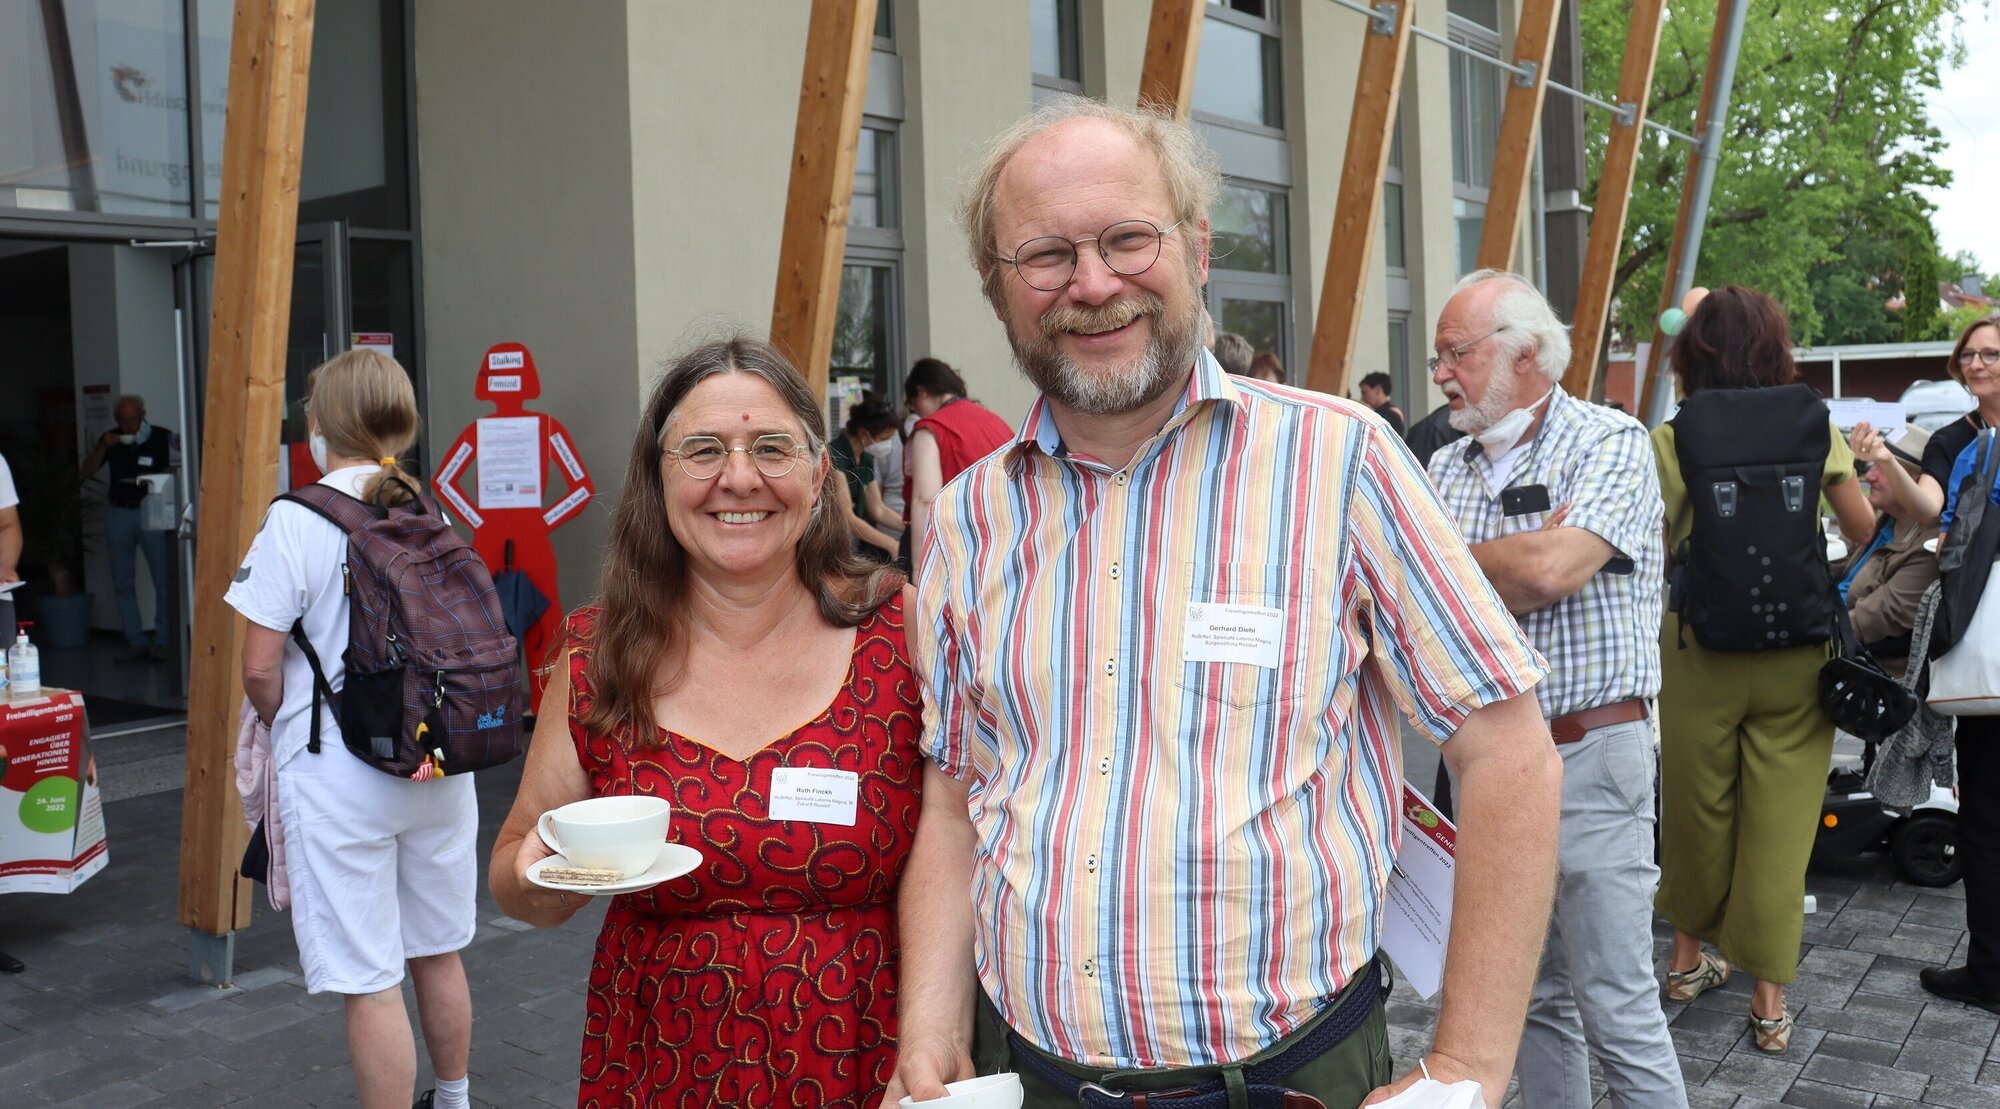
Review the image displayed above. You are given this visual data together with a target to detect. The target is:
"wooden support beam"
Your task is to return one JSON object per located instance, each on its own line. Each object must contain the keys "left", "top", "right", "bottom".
{"left": 1562, "top": 0, "right": 1667, "bottom": 399}
{"left": 178, "top": 0, "right": 316, "bottom": 956}
{"left": 769, "top": 0, "right": 879, "bottom": 401}
{"left": 1639, "top": 0, "right": 1736, "bottom": 422}
{"left": 1137, "top": 0, "right": 1205, "bottom": 118}
{"left": 1306, "top": 0, "right": 1412, "bottom": 398}
{"left": 1474, "top": 0, "right": 1564, "bottom": 273}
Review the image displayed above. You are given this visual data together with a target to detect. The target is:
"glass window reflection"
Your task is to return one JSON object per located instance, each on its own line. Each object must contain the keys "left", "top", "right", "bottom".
{"left": 833, "top": 263, "right": 894, "bottom": 398}
{"left": 1210, "top": 183, "right": 1287, "bottom": 274}
{"left": 849, "top": 127, "right": 898, "bottom": 229}
{"left": 1031, "top": 0, "right": 1081, "bottom": 83}
{"left": 1192, "top": 18, "right": 1282, "bottom": 130}
{"left": 1221, "top": 298, "right": 1284, "bottom": 363}
{"left": 1, "top": 0, "right": 193, "bottom": 216}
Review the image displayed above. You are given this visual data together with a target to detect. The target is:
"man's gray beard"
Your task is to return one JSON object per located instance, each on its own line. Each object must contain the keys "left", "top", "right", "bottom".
{"left": 1008, "top": 292, "right": 1205, "bottom": 417}
{"left": 1447, "top": 366, "right": 1518, "bottom": 434}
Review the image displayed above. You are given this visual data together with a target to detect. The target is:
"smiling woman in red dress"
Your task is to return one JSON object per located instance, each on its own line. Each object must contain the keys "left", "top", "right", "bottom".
{"left": 491, "top": 338, "right": 922, "bottom": 1108}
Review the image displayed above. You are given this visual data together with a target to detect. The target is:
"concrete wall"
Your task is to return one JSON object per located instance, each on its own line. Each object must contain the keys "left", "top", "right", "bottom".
{"left": 415, "top": 0, "right": 639, "bottom": 610}
{"left": 903, "top": 0, "right": 1034, "bottom": 422}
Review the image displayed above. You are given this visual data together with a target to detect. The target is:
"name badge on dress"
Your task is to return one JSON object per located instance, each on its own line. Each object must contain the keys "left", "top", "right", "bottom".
{"left": 1183, "top": 602, "right": 1285, "bottom": 668}
{"left": 769, "top": 767, "right": 859, "bottom": 826}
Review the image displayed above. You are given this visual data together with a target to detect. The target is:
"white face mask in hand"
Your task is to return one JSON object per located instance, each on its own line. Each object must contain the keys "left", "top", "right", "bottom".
{"left": 1370, "top": 1060, "right": 1489, "bottom": 1108}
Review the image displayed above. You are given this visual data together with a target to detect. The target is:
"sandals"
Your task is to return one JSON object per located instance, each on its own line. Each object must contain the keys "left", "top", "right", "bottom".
{"left": 1750, "top": 1006, "right": 1794, "bottom": 1053}
{"left": 1665, "top": 950, "right": 1730, "bottom": 1003}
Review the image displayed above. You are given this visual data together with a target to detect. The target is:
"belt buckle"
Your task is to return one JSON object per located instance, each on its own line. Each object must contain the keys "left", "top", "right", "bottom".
{"left": 1078, "top": 1080, "right": 1127, "bottom": 1107}
{"left": 1550, "top": 715, "right": 1584, "bottom": 743}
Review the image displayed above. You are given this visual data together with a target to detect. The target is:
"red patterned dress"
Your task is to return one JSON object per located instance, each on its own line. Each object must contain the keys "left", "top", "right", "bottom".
{"left": 564, "top": 596, "right": 923, "bottom": 1108}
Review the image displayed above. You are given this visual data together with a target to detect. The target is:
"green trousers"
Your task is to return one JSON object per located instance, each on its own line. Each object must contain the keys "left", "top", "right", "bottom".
{"left": 1656, "top": 615, "right": 1836, "bottom": 984}
{"left": 973, "top": 968, "right": 1392, "bottom": 1109}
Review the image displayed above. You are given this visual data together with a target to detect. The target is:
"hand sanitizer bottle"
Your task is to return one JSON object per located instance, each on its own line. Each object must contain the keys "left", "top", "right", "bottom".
{"left": 9, "top": 624, "right": 40, "bottom": 700}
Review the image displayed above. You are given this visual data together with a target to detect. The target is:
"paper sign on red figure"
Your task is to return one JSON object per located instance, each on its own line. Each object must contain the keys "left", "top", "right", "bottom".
{"left": 432, "top": 343, "right": 594, "bottom": 705}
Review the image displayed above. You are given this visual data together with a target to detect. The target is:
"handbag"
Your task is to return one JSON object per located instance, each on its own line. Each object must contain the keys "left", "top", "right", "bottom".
{"left": 1865, "top": 582, "right": 1957, "bottom": 815}
{"left": 1819, "top": 604, "right": 1916, "bottom": 742}
{"left": 1928, "top": 429, "right": 2000, "bottom": 715}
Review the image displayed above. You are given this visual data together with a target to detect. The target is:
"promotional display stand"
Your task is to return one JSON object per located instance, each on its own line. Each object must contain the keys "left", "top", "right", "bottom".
{"left": 0, "top": 690, "right": 110, "bottom": 898}
{"left": 433, "top": 343, "right": 594, "bottom": 705}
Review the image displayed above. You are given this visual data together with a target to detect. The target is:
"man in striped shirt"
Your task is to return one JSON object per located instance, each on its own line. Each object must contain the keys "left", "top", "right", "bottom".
{"left": 891, "top": 97, "right": 1564, "bottom": 1109}
{"left": 1426, "top": 271, "right": 1683, "bottom": 1107}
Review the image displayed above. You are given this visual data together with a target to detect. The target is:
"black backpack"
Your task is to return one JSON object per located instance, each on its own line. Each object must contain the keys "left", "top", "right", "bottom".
{"left": 278, "top": 482, "right": 525, "bottom": 779}
{"left": 1668, "top": 384, "right": 1834, "bottom": 652}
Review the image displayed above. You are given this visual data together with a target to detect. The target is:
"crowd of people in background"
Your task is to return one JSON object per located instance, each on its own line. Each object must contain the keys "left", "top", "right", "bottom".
{"left": 170, "top": 93, "right": 2000, "bottom": 1109}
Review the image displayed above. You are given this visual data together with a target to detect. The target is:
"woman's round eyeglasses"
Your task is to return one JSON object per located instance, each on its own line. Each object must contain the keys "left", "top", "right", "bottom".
{"left": 663, "top": 434, "right": 808, "bottom": 480}
{"left": 1000, "top": 219, "right": 1181, "bottom": 292}
{"left": 1958, "top": 347, "right": 2000, "bottom": 369}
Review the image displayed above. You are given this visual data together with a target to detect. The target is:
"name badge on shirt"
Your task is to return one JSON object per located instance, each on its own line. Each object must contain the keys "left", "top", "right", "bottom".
{"left": 1183, "top": 602, "right": 1285, "bottom": 669}
{"left": 769, "top": 767, "right": 859, "bottom": 826}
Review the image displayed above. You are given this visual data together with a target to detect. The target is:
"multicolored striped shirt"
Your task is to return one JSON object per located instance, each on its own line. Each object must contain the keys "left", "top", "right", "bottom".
{"left": 914, "top": 349, "right": 1547, "bottom": 1069}
{"left": 1425, "top": 388, "right": 1664, "bottom": 718}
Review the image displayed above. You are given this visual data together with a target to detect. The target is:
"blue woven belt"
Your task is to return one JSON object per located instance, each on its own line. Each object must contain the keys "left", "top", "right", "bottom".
{"left": 1004, "top": 960, "right": 1384, "bottom": 1109}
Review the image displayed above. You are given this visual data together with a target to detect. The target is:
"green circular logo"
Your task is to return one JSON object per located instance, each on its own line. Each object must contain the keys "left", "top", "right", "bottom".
{"left": 19, "top": 776, "right": 79, "bottom": 834}
{"left": 1413, "top": 810, "right": 1440, "bottom": 830}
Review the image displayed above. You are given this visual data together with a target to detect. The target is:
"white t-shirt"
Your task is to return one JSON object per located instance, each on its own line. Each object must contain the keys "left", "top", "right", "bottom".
{"left": 0, "top": 454, "right": 18, "bottom": 510}
{"left": 224, "top": 466, "right": 377, "bottom": 767}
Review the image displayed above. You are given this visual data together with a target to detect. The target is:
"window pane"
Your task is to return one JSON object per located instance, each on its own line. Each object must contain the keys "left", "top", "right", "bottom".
{"left": 1447, "top": 0, "right": 1500, "bottom": 29}
{"left": 1211, "top": 183, "right": 1287, "bottom": 274}
{"left": 1454, "top": 197, "right": 1485, "bottom": 277}
{"left": 200, "top": 0, "right": 410, "bottom": 226}
{"left": 1382, "top": 183, "right": 1406, "bottom": 271}
{"left": 1031, "top": 0, "right": 1080, "bottom": 82}
{"left": 1388, "top": 317, "right": 1410, "bottom": 391}
{"left": 1193, "top": 18, "right": 1280, "bottom": 129}
{"left": 833, "top": 263, "right": 894, "bottom": 400}
{"left": 849, "top": 127, "right": 897, "bottom": 229}
{"left": 874, "top": 2, "right": 892, "bottom": 41}
{"left": 0, "top": 0, "right": 192, "bottom": 216}
{"left": 1211, "top": 0, "right": 1274, "bottom": 18}
{"left": 1221, "top": 298, "right": 1284, "bottom": 365}
{"left": 1450, "top": 44, "right": 1500, "bottom": 191}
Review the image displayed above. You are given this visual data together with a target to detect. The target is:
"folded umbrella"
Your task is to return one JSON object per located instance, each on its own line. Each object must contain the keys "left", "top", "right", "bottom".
{"left": 493, "top": 539, "right": 550, "bottom": 641}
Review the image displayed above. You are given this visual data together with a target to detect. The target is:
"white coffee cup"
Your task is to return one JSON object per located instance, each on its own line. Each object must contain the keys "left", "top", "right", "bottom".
{"left": 535, "top": 795, "right": 671, "bottom": 877}
{"left": 899, "top": 1073, "right": 1023, "bottom": 1109}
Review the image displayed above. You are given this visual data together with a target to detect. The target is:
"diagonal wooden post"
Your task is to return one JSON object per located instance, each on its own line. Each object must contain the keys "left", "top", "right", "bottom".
{"left": 1639, "top": 0, "right": 1737, "bottom": 422}
{"left": 769, "top": 0, "right": 879, "bottom": 402}
{"left": 1474, "top": 0, "right": 1565, "bottom": 273}
{"left": 1563, "top": 0, "right": 1667, "bottom": 399}
{"left": 1137, "top": 0, "right": 1205, "bottom": 117}
{"left": 1306, "top": 0, "right": 1412, "bottom": 398}
{"left": 178, "top": 0, "right": 316, "bottom": 984}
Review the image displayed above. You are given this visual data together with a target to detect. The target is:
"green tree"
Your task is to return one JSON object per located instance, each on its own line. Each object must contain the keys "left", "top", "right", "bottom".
{"left": 1579, "top": 0, "right": 1962, "bottom": 347}
{"left": 1903, "top": 222, "right": 1943, "bottom": 342}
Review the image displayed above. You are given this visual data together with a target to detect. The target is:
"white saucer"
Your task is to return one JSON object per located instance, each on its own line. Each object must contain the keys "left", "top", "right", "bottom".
{"left": 527, "top": 843, "right": 703, "bottom": 896}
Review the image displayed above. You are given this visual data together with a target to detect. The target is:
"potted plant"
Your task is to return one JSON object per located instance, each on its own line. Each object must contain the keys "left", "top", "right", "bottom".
{"left": 13, "top": 451, "right": 99, "bottom": 650}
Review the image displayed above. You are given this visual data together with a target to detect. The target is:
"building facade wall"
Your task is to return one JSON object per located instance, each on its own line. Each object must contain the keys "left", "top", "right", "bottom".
{"left": 414, "top": 0, "right": 641, "bottom": 608}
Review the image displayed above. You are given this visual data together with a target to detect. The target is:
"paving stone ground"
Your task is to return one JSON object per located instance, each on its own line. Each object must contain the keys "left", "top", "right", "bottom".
{"left": 1, "top": 734, "right": 1994, "bottom": 1107}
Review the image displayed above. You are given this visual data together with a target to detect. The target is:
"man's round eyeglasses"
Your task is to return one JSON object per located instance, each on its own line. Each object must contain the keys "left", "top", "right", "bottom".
{"left": 1426, "top": 327, "right": 1508, "bottom": 374}
{"left": 1958, "top": 348, "right": 2000, "bottom": 369}
{"left": 663, "top": 434, "right": 807, "bottom": 480}
{"left": 1000, "top": 219, "right": 1181, "bottom": 292}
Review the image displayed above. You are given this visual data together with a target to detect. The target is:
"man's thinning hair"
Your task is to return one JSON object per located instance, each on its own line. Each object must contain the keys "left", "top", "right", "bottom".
{"left": 1452, "top": 269, "right": 1571, "bottom": 383}
{"left": 959, "top": 95, "right": 1223, "bottom": 308}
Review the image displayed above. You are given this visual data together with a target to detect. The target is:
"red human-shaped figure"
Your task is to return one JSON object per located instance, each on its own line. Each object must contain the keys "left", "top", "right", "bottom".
{"left": 432, "top": 342, "right": 593, "bottom": 706}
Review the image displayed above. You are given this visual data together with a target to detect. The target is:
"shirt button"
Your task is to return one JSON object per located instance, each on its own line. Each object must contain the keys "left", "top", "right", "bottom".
{"left": 1114, "top": 473, "right": 1127, "bottom": 486}
{"left": 1087, "top": 855, "right": 1097, "bottom": 872}
{"left": 1082, "top": 958, "right": 1095, "bottom": 976}
{"left": 1104, "top": 658, "right": 1115, "bottom": 676}
{"left": 1109, "top": 563, "right": 1121, "bottom": 580}
{"left": 1098, "top": 757, "right": 1111, "bottom": 774}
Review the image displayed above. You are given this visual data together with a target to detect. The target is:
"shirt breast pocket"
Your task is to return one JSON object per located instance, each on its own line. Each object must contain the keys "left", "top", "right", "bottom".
{"left": 1174, "top": 565, "right": 1315, "bottom": 710}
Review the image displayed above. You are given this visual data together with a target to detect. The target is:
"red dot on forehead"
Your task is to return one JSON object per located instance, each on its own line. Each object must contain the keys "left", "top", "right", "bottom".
{"left": 741, "top": 413, "right": 750, "bottom": 421}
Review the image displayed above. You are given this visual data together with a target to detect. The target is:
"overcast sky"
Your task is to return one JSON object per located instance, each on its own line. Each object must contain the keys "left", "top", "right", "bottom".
{"left": 1925, "top": 10, "right": 1999, "bottom": 277}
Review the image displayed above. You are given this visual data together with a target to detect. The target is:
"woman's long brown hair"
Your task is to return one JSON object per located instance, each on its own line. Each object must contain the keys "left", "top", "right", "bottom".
{"left": 577, "top": 337, "right": 900, "bottom": 743}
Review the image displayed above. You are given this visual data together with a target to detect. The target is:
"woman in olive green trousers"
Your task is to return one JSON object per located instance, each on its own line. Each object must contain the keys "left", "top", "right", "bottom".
{"left": 1651, "top": 286, "right": 1874, "bottom": 1055}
